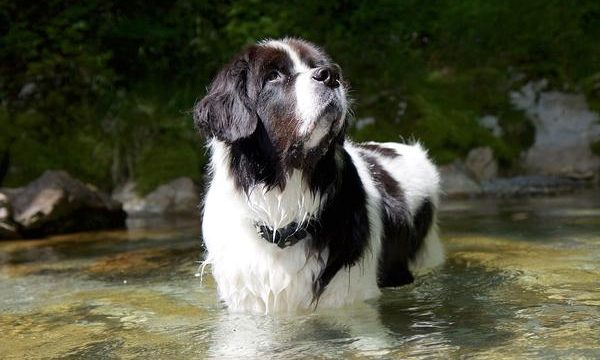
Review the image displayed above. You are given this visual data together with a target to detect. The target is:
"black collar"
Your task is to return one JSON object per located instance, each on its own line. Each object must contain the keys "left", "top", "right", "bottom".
{"left": 255, "top": 221, "right": 313, "bottom": 249}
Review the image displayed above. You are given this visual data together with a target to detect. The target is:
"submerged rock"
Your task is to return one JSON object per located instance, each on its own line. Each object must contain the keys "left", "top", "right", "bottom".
{"left": 112, "top": 177, "right": 199, "bottom": 217}
{"left": 9, "top": 170, "right": 126, "bottom": 238}
{"left": 482, "top": 175, "right": 586, "bottom": 197}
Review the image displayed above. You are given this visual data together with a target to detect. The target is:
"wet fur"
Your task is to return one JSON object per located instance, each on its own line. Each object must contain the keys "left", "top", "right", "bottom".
{"left": 195, "top": 39, "right": 444, "bottom": 313}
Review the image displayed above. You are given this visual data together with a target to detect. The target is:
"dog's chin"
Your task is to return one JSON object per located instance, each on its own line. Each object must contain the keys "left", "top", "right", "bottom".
{"left": 320, "top": 90, "right": 346, "bottom": 121}
{"left": 285, "top": 101, "right": 344, "bottom": 169}
{"left": 305, "top": 97, "right": 345, "bottom": 141}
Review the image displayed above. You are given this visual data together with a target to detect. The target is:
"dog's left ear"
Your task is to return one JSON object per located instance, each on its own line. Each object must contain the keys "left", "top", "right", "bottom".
{"left": 194, "top": 52, "right": 257, "bottom": 142}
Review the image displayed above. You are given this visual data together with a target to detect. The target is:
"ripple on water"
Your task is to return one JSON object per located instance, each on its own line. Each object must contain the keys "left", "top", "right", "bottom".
{"left": 1, "top": 191, "right": 600, "bottom": 359}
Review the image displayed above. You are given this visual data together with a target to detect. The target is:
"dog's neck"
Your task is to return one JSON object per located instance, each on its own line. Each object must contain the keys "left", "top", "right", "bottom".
{"left": 245, "top": 169, "right": 324, "bottom": 232}
{"left": 209, "top": 131, "right": 344, "bottom": 232}
{"left": 211, "top": 125, "right": 343, "bottom": 230}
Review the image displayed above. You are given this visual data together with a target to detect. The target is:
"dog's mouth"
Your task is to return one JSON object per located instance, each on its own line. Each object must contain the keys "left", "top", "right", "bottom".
{"left": 286, "top": 104, "right": 344, "bottom": 169}
{"left": 303, "top": 92, "right": 346, "bottom": 145}
{"left": 306, "top": 117, "right": 338, "bottom": 148}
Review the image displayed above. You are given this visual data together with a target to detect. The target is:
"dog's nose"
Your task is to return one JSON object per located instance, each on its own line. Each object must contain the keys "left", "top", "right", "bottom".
{"left": 312, "top": 65, "right": 340, "bottom": 89}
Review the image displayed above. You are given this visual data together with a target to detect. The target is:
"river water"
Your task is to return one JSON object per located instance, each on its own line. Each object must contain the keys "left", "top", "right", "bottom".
{"left": 1, "top": 191, "right": 599, "bottom": 359}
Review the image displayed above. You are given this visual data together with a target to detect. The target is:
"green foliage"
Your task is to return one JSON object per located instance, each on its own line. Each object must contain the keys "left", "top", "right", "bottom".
{"left": 349, "top": 67, "right": 534, "bottom": 166}
{"left": 134, "top": 139, "right": 203, "bottom": 195}
{"left": 1, "top": 0, "right": 598, "bottom": 190}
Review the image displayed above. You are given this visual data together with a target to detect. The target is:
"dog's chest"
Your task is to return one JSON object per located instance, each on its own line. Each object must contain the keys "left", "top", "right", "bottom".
{"left": 246, "top": 170, "right": 323, "bottom": 230}
{"left": 202, "top": 166, "right": 328, "bottom": 312}
{"left": 209, "top": 236, "right": 325, "bottom": 313}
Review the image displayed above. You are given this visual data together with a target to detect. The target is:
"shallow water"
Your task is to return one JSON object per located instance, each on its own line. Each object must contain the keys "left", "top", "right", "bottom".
{"left": 1, "top": 191, "right": 599, "bottom": 359}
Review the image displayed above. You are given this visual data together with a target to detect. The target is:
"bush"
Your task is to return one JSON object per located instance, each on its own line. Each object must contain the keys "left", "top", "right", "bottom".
{"left": 1, "top": 0, "right": 598, "bottom": 189}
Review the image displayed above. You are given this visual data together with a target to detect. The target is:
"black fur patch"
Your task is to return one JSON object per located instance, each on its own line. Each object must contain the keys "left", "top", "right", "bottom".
{"left": 309, "top": 147, "right": 371, "bottom": 300}
{"left": 359, "top": 152, "right": 432, "bottom": 287}
{"left": 357, "top": 143, "right": 399, "bottom": 158}
{"left": 194, "top": 52, "right": 258, "bottom": 142}
{"left": 228, "top": 121, "right": 285, "bottom": 193}
{"left": 413, "top": 199, "right": 434, "bottom": 248}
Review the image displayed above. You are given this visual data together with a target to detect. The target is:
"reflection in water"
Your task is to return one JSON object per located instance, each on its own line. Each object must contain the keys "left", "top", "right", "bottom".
{"left": 207, "top": 302, "right": 396, "bottom": 358}
{"left": 0, "top": 191, "right": 599, "bottom": 359}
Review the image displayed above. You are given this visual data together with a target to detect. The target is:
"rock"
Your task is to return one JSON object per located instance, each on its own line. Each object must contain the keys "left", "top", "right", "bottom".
{"left": 0, "top": 187, "right": 24, "bottom": 198}
{"left": 478, "top": 115, "right": 503, "bottom": 137}
{"left": 111, "top": 182, "right": 146, "bottom": 215}
{"left": 10, "top": 170, "right": 126, "bottom": 237}
{"left": 0, "top": 192, "right": 21, "bottom": 239}
{"left": 465, "top": 147, "right": 498, "bottom": 182}
{"left": 439, "top": 161, "right": 482, "bottom": 198}
{"left": 482, "top": 175, "right": 585, "bottom": 197}
{"left": 18, "top": 82, "right": 37, "bottom": 99}
{"left": 112, "top": 177, "right": 200, "bottom": 217}
{"left": 0, "top": 193, "right": 11, "bottom": 220}
{"left": 0, "top": 222, "right": 20, "bottom": 239}
{"left": 510, "top": 81, "right": 600, "bottom": 179}
{"left": 144, "top": 177, "right": 200, "bottom": 215}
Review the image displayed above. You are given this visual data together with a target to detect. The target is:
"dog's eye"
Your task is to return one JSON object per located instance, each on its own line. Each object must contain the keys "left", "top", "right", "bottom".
{"left": 264, "top": 70, "right": 282, "bottom": 84}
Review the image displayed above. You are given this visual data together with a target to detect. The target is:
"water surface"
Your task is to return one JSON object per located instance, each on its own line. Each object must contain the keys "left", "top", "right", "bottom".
{"left": 1, "top": 191, "right": 599, "bottom": 359}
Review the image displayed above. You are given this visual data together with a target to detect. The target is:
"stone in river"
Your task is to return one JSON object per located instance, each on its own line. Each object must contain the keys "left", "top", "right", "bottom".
{"left": 9, "top": 170, "right": 126, "bottom": 238}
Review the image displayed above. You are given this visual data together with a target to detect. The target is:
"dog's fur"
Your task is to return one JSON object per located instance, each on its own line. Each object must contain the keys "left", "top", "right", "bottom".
{"left": 194, "top": 38, "right": 443, "bottom": 313}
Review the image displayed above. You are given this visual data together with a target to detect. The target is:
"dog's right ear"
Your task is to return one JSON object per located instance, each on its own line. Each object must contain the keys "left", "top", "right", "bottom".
{"left": 194, "top": 53, "right": 257, "bottom": 142}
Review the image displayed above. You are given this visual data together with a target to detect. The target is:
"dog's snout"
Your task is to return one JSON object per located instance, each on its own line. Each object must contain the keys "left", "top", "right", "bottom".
{"left": 312, "top": 65, "right": 341, "bottom": 89}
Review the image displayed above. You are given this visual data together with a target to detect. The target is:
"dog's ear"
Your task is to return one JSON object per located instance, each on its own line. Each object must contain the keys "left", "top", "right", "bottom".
{"left": 194, "top": 53, "right": 257, "bottom": 142}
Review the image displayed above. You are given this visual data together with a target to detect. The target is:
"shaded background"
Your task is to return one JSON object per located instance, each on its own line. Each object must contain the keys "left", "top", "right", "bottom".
{"left": 1, "top": 0, "right": 599, "bottom": 194}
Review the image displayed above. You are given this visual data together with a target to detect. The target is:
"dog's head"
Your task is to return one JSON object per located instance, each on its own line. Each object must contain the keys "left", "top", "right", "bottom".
{"left": 194, "top": 38, "right": 348, "bottom": 167}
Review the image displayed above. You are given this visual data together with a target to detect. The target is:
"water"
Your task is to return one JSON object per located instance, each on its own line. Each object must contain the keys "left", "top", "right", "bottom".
{"left": 1, "top": 191, "right": 599, "bottom": 359}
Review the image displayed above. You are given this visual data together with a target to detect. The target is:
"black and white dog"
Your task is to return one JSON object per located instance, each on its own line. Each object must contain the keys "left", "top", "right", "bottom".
{"left": 194, "top": 38, "right": 443, "bottom": 313}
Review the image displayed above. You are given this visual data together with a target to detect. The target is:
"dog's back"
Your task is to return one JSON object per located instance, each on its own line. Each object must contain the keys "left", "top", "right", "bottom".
{"left": 353, "top": 141, "right": 444, "bottom": 285}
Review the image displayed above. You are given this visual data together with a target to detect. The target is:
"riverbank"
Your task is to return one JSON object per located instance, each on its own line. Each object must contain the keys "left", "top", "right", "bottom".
{"left": 2, "top": 167, "right": 597, "bottom": 240}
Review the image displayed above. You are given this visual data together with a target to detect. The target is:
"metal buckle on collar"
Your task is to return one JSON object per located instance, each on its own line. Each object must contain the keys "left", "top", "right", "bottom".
{"left": 255, "top": 221, "right": 310, "bottom": 249}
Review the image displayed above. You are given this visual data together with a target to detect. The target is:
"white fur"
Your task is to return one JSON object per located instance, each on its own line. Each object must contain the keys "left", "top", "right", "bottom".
{"left": 203, "top": 140, "right": 321, "bottom": 313}
{"left": 246, "top": 169, "right": 323, "bottom": 233}
{"left": 264, "top": 40, "right": 310, "bottom": 73}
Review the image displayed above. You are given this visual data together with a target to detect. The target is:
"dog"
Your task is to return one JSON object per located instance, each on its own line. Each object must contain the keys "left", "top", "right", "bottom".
{"left": 194, "top": 38, "right": 443, "bottom": 313}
